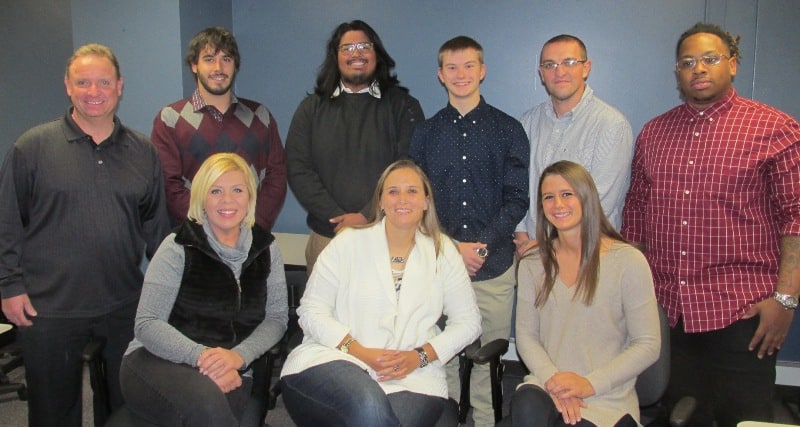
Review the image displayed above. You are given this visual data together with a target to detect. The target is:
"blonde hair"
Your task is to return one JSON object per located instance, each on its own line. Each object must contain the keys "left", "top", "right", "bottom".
{"left": 187, "top": 153, "right": 257, "bottom": 228}
{"left": 360, "top": 160, "right": 447, "bottom": 257}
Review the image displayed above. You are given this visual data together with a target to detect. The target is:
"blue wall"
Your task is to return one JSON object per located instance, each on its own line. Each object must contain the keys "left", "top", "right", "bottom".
{"left": 1, "top": 0, "right": 799, "bottom": 361}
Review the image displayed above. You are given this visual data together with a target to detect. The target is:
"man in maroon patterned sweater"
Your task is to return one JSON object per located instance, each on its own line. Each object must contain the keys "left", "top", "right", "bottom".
{"left": 152, "top": 27, "right": 286, "bottom": 231}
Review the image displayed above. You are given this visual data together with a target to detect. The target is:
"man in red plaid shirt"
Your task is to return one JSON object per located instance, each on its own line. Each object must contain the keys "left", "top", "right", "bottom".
{"left": 622, "top": 22, "right": 800, "bottom": 426}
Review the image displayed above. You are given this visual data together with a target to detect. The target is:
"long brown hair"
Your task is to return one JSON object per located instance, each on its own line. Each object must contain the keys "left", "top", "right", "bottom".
{"left": 533, "top": 161, "right": 626, "bottom": 306}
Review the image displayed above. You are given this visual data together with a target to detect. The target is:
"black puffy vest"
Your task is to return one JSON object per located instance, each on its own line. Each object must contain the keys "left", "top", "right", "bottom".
{"left": 168, "top": 221, "right": 273, "bottom": 349}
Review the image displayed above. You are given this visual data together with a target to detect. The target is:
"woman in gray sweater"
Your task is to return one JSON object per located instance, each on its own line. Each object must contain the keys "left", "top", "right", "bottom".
{"left": 119, "top": 153, "right": 288, "bottom": 426}
{"left": 507, "top": 161, "right": 660, "bottom": 427}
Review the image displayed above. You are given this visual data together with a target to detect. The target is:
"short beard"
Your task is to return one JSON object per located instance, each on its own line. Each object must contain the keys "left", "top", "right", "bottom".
{"left": 198, "top": 74, "right": 235, "bottom": 97}
{"left": 341, "top": 72, "right": 374, "bottom": 88}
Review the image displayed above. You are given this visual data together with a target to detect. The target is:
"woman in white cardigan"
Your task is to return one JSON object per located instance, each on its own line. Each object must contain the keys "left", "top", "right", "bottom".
{"left": 505, "top": 161, "right": 660, "bottom": 427}
{"left": 280, "top": 159, "right": 482, "bottom": 427}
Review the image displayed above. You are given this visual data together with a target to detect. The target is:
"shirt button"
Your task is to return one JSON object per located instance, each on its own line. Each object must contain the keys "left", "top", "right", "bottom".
{"left": 472, "top": 120, "right": 476, "bottom": 124}
{"left": 462, "top": 224, "right": 468, "bottom": 229}
{"left": 682, "top": 220, "right": 688, "bottom": 225}
{"left": 462, "top": 155, "right": 467, "bottom": 160}
{"left": 680, "top": 280, "right": 686, "bottom": 285}
{"left": 681, "top": 251, "right": 687, "bottom": 256}
{"left": 684, "top": 190, "right": 690, "bottom": 195}
{"left": 688, "top": 160, "right": 694, "bottom": 165}
{"left": 462, "top": 201, "right": 467, "bottom": 206}
{"left": 694, "top": 132, "right": 700, "bottom": 136}
{"left": 462, "top": 179, "right": 467, "bottom": 183}
{"left": 462, "top": 133, "right": 467, "bottom": 137}
{"left": 98, "top": 160, "right": 103, "bottom": 165}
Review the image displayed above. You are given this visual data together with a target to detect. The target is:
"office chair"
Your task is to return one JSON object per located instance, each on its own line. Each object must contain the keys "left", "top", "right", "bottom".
{"left": 635, "top": 304, "right": 696, "bottom": 427}
{"left": 87, "top": 336, "right": 282, "bottom": 427}
{"left": 452, "top": 337, "right": 510, "bottom": 425}
{"left": 0, "top": 316, "right": 27, "bottom": 401}
{"left": 267, "top": 265, "right": 509, "bottom": 426}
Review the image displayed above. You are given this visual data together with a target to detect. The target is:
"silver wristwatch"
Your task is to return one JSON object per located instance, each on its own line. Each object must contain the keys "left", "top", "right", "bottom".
{"left": 773, "top": 292, "right": 799, "bottom": 310}
{"left": 415, "top": 347, "right": 429, "bottom": 368}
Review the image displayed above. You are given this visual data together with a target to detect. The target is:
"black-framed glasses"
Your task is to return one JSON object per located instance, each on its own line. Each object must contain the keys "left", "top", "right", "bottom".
{"left": 676, "top": 53, "right": 730, "bottom": 71}
{"left": 338, "top": 42, "right": 374, "bottom": 55}
{"left": 539, "top": 58, "right": 587, "bottom": 70}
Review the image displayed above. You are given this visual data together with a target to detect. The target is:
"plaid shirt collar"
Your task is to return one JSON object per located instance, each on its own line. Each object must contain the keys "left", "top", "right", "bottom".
{"left": 190, "top": 89, "right": 238, "bottom": 122}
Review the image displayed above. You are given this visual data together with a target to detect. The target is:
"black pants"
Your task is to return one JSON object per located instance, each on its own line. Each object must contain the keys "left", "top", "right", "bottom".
{"left": 666, "top": 316, "right": 776, "bottom": 427}
{"left": 120, "top": 348, "right": 252, "bottom": 427}
{"left": 18, "top": 302, "right": 136, "bottom": 427}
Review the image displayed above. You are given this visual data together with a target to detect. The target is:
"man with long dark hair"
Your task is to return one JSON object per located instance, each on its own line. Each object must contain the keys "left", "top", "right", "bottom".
{"left": 286, "top": 20, "right": 424, "bottom": 273}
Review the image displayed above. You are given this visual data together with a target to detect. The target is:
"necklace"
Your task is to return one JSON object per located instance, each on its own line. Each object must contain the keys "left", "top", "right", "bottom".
{"left": 390, "top": 256, "right": 406, "bottom": 263}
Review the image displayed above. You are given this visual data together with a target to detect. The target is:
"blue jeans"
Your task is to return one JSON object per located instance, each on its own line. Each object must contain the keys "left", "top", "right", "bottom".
{"left": 281, "top": 360, "right": 446, "bottom": 427}
{"left": 120, "top": 347, "right": 251, "bottom": 427}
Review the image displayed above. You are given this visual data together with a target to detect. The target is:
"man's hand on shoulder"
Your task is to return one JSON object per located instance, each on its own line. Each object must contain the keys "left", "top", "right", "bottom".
{"left": 330, "top": 213, "right": 368, "bottom": 233}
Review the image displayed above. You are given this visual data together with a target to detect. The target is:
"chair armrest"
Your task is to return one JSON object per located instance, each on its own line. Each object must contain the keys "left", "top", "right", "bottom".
{"left": 669, "top": 396, "right": 697, "bottom": 427}
{"left": 472, "top": 339, "right": 509, "bottom": 365}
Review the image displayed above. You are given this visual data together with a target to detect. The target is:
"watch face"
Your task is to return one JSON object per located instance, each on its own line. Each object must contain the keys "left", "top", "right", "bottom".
{"left": 775, "top": 293, "right": 799, "bottom": 309}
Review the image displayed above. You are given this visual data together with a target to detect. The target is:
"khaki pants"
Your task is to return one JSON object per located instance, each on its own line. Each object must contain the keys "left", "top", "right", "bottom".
{"left": 445, "top": 265, "right": 516, "bottom": 427}
{"left": 304, "top": 231, "right": 332, "bottom": 276}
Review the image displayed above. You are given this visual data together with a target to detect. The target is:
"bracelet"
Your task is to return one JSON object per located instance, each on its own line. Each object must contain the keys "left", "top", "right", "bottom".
{"left": 339, "top": 337, "right": 356, "bottom": 354}
{"left": 415, "top": 347, "right": 429, "bottom": 368}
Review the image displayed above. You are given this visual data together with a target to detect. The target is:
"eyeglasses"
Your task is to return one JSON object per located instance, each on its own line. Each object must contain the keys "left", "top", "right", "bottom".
{"left": 338, "top": 42, "right": 374, "bottom": 55}
{"left": 676, "top": 53, "right": 730, "bottom": 71}
{"left": 539, "top": 58, "right": 587, "bottom": 70}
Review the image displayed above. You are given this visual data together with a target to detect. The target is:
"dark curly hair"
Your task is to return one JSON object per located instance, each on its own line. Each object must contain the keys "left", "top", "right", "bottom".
{"left": 185, "top": 27, "right": 241, "bottom": 76}
{"left": 676, "top": 22, "right": 741, "bottom": 60}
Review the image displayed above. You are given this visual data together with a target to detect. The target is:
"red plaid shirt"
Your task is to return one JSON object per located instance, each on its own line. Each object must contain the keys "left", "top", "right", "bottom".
{"left": 622, "top": 88, "right": 800, "bottom": 332}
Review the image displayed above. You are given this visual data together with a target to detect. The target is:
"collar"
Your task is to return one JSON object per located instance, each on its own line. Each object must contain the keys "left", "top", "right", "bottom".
{"left": 681, "top": 87, "right": 737, "bottom": 117}
{"left": 331, "top": 80, "right": 381, "bottom": 99}
{"left": 444, "top": 96, "right": 487, "bottom": 118}
{"left": 64, "top": 108, "right": 121, "bottom": 145}
{"left": 190, "top": 88, "right": 238, "bottom": 113}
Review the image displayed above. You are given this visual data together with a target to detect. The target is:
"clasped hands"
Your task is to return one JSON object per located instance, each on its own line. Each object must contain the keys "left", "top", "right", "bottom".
{"left": 197, "top": 347, "right": 245, "bottom": 393}
{"left": 357, "top": 346, "right": 420, "bottom": 382}
{"left": 544, "top": 372, "right": 595, "bottom": 425}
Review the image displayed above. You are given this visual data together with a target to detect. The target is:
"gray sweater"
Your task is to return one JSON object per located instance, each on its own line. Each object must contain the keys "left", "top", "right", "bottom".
{"left": 516, "top": 242, "right": 660, "bottom": 426}
{"left": 125, "top": 222, "right": 288, "bottom": 368}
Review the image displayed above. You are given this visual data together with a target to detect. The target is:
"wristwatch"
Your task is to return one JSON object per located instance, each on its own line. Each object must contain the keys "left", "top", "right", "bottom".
{"left": 339, "top": 337, "right": 356, "bottom": 354}
{"left": 415, "top": 347, "right": 429, "bottom": 368}
{"left": 773, "top": 292, "right": 799, "bottom": 310}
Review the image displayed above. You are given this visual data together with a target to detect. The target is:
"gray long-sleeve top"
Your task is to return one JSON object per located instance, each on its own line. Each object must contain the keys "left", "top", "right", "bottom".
{"left": 125, "top": 222, "right": 288, "bottom": 368}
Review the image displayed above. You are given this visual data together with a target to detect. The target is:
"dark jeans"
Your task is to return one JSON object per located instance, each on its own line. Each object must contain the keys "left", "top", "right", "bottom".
{"left": 666, "top": 316, "right": 776, "bottom": 427}
{"left": 503, "top": 384, "right": 596, "bottom": 427}
{"left": 18, "top": 301, "right": 136, "bottom": 427}
{"left": 120, "top": 347, "right": 252, "bottom": 427}
{"left": 281, "top": 360, "right": 446, "bottom": 427}
{"left": 500, "top": 385, "right": 638, "bottom": 427}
